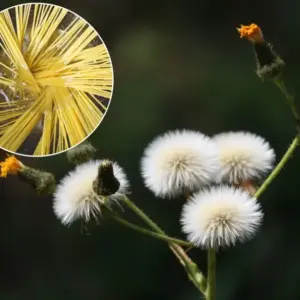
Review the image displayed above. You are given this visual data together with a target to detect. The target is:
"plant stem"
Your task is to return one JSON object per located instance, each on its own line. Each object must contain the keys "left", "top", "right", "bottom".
{"left": 273, "top": 78, "right": 300, "bottom": 135}
{"left": 206, "top": 248, "right": 216, "bottom": 300}
{"left": 112, "top": 215, "right": 194, "bottom": 247}
{"left": 123, "top": 196, "right": 164, "bottom": 234}
{"left": 254, "top": 136, "right": 299, "bottom": 198}
{"left": 122, "top": 196, "right": 206, "bottom": 294}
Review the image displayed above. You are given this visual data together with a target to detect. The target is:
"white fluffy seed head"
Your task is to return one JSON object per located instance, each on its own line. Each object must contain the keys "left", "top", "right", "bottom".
{"left": 213, "top": 131, "right": 275, "bottom": 184}
{"left": 141, "top": 130, "right": 220, "bottom": 198}
{"left": 181, "top": 186, "right": 263, "bottom": 249}
{"left": 53, "top": 160, "right": 130, "bottom": 225}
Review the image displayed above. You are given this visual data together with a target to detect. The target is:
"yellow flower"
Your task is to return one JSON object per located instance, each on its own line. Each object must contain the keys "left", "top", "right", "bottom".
{"left": 237, "top": 23, "right": 264, "bottom": 43}
{"left": 0, "top": 155, "right": 23, "bottom": 177}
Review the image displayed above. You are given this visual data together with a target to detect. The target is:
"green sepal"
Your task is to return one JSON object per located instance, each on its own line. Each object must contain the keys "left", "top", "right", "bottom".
{"left": 18, "top": 166, "right": 56, "bottom": 195}
{"left": 254, "top": 42, "right": 285, "bottom": 79}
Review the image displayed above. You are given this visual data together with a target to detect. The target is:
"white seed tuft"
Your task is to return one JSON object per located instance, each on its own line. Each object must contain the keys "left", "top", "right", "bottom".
{"left": 53, "top": 160, "right": 130, "bottom": 225}
{"left": 213, "top": 131, "right": 275, "bottom": 184}
{"left": 181, "top": 186, "right": 263, "bottom": 248}
{"left": 141, "top": 129, "right": 220, "bottom": 198}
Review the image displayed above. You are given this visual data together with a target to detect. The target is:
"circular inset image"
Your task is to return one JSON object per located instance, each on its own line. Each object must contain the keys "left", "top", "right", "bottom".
{"left": 0, "top": 3, "right": 113, "bottom": 156}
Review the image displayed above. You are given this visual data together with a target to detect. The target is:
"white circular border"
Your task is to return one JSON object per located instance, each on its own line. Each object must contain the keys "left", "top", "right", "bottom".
{"left": 0, "top": 2, "right": 114, "bottom": 158}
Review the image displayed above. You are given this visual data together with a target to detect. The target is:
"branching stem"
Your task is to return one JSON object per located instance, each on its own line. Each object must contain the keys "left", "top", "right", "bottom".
{"left": 122, "top": 196, "right": 207, "bottom": 294}
{"left": 112, "top": 215, "right": 194, "bottom": 247}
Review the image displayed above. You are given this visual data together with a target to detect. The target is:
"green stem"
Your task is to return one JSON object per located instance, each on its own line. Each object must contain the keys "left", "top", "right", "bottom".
{"left": 112, "top": 215, "right": 194, "bottom": 247}
{"left": 206, "top": 248, "right": 216, "bottom": 300}
{"left": 254, "top": 136, "right": 299, "bottom": 198}
{"left": 123, "top": 196, "right": 164, "bottom": 234}
{"left": 122, "top": 196, "right": 206, "bottom": 294}
{"left": 273, "top": 78, "right": 300, "bottom": 134}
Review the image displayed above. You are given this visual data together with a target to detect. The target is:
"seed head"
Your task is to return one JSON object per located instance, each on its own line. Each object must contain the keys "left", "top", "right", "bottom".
{"left": 141, "top": 130, "right": 220, "bottom": 198}
{"left": 181, "top": 186, "right": 263, "bottom": 248}
{"left": 53, "top": 159, "right": 130, "bottom": 225}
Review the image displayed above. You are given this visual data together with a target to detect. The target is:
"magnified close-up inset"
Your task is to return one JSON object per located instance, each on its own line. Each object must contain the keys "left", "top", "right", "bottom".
{"left": 0, "top": 3, "right": 113, "bottom": 156}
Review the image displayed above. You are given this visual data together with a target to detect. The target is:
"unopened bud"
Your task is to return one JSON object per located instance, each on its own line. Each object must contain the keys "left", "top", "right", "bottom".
{"left": 66, "top": 142, "right": 97, "bottom": 165}
{"left": 254, "top": 42, "right": 285, "bottom": 79}
{"left": 237, "top": 23, "right": 285, "bottom": 80}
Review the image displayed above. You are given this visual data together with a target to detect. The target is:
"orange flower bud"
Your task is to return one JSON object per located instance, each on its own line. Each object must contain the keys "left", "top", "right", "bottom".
{"left": 0, "top": 155, "right": 23, "bottom": 177}
{"left": 237, "top": 23, "right": 264, "bottom": 43}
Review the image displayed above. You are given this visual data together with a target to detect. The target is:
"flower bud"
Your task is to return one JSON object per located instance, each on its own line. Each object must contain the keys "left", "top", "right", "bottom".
{"left": 254, "top": 42, "right": 285, "bottom": 79}
{"left": 237, "top": 23, "right": 285, "bottom": 80}
{"left": 0, "top": 155, "right": 23, "bottom": 177}
{"left": 66, "top": 142, "right": 97, "bottom": 165}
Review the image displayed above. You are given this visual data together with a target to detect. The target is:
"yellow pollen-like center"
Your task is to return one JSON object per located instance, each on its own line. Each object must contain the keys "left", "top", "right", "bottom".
{"left": 0, "top": 155, "right": 22, "bottom": 177}
{"left": 212, "top": 212, "right": 231, "bottom": 224}
{"left": 160, "top": 149, "right": 191, "bottom": 171}
{"left": 220, "top": 148, "right": 250, "bottom": 166}
{"left": 173, "top": 157, "right": 188, "bottom": 168}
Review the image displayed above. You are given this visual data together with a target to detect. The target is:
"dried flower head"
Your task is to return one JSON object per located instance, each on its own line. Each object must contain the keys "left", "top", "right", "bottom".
{"left": 53, "top": 160, "right": 130, "bottom": 225}
{"left": 0, "top": 3, "right": 113, "bottom": 155}
{"left": 181, "top": 186, "right": 263, "bottom": 248}
{"left": 213, "top": 131, "right": 275, "bottom": 184}
{"left": 0, "top": 155, "right": 23, "bottom": 177}
{"left": 141, "top": 130, "right": 220, "bottom": 198}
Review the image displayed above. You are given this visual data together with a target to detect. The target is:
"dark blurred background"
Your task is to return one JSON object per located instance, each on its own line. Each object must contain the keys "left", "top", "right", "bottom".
{"left": 1, "top": 0, "right": 300, "bottom": 299}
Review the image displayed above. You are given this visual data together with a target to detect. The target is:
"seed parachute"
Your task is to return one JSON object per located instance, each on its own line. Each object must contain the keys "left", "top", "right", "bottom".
{"left": 0, "top": 3, "right": 113, "bottom": 155}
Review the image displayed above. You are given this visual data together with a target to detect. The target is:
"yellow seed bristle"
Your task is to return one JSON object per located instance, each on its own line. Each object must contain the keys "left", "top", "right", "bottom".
{"left": 0, "top": 3, "right": 113, "bottom": 155}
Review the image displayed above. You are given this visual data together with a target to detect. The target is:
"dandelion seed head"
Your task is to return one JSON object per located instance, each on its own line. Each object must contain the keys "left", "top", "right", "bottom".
{"left": 53, "top": 160, "right": 130, "bottom": 225}
{"left": 181, "top": 186, "right": 263, "bottom": 248}
{"left": 141, "top": 130, "right": 220, "bottom": 198}
{"left": 213, "top": 131, "right": 275, "bottom": 184}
